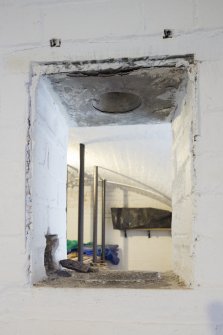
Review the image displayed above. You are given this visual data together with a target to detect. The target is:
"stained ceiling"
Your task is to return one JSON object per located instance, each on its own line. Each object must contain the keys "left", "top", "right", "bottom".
{"left": 43, "top": 65, "right": 188, "bottom": 204}
{"left": 46, "top": 66, "right": 187, "bottom": 127}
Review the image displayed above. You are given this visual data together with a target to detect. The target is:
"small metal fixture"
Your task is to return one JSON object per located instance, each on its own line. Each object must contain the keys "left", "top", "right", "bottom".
{"left": 92, "top": 92, "right": 141, "bottom": 113}
{"left": 163, "top": 29, "right": 173, "bottom": 39}
{"left": 50, "top": 38, "right": 61, "bottom": 47}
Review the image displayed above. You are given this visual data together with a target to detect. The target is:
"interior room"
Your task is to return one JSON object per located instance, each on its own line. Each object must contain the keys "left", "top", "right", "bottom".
{"left": 31, "top": 57, "right": 194, "bottom": 288}
{"left": 2, "top": 2, "right": 223, "bottom": 333}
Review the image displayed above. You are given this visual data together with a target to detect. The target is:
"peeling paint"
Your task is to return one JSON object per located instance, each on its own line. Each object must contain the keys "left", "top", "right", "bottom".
{"left": 46, "top": 65, "right": 189, "bottom": 127}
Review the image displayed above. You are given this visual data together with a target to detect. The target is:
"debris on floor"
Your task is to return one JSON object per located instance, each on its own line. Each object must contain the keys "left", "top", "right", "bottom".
{"left": 67, "top": 240, "right": 120, "bottom": 265}
{"left": 38, "top": 239, "right": 186, "bottom": 289}
{"left": 36, "top": 270, "right": 186, "bottom": 289}
{"left": 60, "top": 259, "right": 90, "bottom": 273}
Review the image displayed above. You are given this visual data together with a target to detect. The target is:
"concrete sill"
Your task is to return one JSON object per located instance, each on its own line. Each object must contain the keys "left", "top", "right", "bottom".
{"left": 35, "top": 270, "right": 186, "bottom": 289}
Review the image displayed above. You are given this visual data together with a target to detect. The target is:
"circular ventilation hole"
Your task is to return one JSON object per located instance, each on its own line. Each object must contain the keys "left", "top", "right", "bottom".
{"left": 92, "top": 92, "right": 141, "bottom": 113}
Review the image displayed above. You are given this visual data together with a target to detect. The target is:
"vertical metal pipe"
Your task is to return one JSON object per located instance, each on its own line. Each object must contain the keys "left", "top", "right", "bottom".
{"left": 78, "top": 143, "right": 85, "bottom": 264}
{"left": 93, "top": 166, "right": 98, "bottom": 263}
{"left": 101, "top": 179, "right": 106, "bottom": 262}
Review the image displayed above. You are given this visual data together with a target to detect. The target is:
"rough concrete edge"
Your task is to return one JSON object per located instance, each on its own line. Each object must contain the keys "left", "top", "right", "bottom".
{"left": 171, "top": 61, "right": 198, "bottom": 289}
{"left": 25, "top": 63, "right": 36, "bottom": 286}
{"left": 190, "top": 61, "right": 200, "bottom": 289}
{"left": 31, "top": 54, "right": 194, "bottom": 76}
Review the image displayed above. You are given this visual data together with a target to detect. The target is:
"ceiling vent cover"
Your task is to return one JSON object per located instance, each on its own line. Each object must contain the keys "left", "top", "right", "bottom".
{"left": 92, "top": 92, "right": 141, "bottom": 113}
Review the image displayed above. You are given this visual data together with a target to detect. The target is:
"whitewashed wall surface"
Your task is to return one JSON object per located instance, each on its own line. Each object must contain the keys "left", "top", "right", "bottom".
{"left": 1, "top": 1, "right": 223, "bottom": 334}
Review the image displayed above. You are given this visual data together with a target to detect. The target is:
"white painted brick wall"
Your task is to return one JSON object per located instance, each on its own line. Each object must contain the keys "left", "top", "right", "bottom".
{"left": 0, "top": 5, "right": 42, "bottom": 47}
{"left": 194, "top": 60, "right": 223, "bottom": 288}
{"left": 196, "top": 0, "right": 223, "bottom": 29}
{"left": 172, "top": 75, "right": 195, "bottom": 286}
{"left": 1, "top": 0, "right": 223, "bottom": 334}
{"left": 42, "top": 1, "right": 144, "bottom": 41}
{"left": 143, "top": 0, "right": 195, "bottom": 34}
{"left": 32, "top": 78, "right": 68, "bottom": 282}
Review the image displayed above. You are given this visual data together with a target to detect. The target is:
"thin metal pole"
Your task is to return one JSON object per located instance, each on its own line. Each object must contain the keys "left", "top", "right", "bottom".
{"left": 93, "top": 166, "right": 98, "bottom": 263}
{"left": 101, "top": 179, "right": 106, "bottom": 262}
{"left": 78, "top": 143, "right": 85, "bottom": 264}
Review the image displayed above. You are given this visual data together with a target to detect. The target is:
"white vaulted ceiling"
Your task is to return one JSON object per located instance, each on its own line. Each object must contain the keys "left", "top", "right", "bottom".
{"left": 67, "top": 123, "right": 172, "bottom": 205}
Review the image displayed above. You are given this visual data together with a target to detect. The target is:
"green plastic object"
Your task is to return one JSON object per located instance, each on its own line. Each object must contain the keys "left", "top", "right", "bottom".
{"left": 67, "top": 239, "right": 93, "bottom": 253}
{"left": 67, "top": 239, "right": 78, "bottom": 252}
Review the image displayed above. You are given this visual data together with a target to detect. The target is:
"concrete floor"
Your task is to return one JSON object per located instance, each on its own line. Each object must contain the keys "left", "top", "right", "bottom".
{"left": 36, "top": 269, "right": 186, "bottom": 289}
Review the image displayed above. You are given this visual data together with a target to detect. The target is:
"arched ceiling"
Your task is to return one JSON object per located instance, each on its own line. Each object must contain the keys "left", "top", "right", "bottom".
{"left": 67, "top": 124, "right": 172, "bottom": 204}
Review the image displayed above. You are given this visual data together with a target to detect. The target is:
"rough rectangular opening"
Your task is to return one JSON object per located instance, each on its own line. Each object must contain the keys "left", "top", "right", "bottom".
{"left": 27, "top": 55, "right": 196, "bottom": 288}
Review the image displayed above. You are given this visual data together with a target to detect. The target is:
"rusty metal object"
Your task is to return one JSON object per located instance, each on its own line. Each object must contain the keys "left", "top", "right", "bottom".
{"left": 44, "top": 234, "right": 59, "bottom": 275}
{"left": 111, "top": 208, "right": 171, "bottom": 231}
{"left": 60, "top": 259, "right": 90, "bottom": 273}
